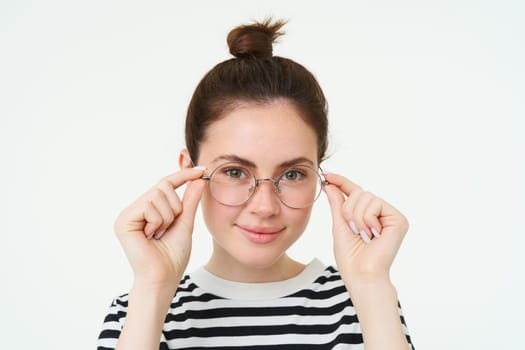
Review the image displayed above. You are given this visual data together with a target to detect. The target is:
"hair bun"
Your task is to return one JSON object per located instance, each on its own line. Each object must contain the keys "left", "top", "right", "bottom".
{"left": 227, "top": 18, "right": 286, "bottom": 59}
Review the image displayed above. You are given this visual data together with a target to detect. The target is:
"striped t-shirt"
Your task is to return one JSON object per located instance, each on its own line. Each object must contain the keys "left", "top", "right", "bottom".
{"left": 98, "top": 259, "right": 414, "bottom": 349}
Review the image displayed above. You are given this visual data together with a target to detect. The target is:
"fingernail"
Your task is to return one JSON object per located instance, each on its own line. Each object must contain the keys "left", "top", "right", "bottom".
{"left": 192, "top": 166, "right": 206, "bottom": 171}
{"left": 371, "top": 227, "right": 380, "bottom": 238}
{"left": 349, "top": 221, "right": 359, "bottom": 235}
{"left": 360, "top": 230, "right": 371, "bottom": 244}
{"left": 154, "top": 229, "right": 166, "bottom": 240}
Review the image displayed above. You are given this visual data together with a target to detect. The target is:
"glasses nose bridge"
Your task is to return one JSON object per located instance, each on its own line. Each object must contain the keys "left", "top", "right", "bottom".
{"left": 253, "top": 177, "right": 281, "bottom": 193}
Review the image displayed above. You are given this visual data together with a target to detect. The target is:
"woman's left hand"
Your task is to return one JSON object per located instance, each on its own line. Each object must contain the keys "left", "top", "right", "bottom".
{"left": 323, "top": 173, "right": 409, "bottom": 289}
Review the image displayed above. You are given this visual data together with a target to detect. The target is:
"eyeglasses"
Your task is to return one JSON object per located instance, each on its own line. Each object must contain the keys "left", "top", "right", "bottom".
{"left": 201, "top": 162, "right": 328, "bottom": 209}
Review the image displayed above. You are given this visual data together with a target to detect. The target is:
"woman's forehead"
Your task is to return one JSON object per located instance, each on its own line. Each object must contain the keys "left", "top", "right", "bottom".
{"left": 206, "top": 102, "right": 316, "bottom": 141}
{"left": 199, "top": 103, "right": 318, "bottom": 167}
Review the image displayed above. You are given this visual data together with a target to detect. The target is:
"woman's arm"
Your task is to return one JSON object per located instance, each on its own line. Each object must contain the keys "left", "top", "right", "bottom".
{"left": 323, "top": 172, "right": 411, "bottom": 349}
{"left": 347, "top": 279, "right": 409, "bottom": 350}
{"left": 108, "top": 168, "right": 206, "bottom": 349}
{"left": 115, "top": 283, "right": 178, "bottom": 350}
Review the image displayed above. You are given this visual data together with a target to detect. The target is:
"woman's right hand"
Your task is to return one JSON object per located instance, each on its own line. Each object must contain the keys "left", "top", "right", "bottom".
{"left": 114, "top": 167, "right": 207, "bottom": 293}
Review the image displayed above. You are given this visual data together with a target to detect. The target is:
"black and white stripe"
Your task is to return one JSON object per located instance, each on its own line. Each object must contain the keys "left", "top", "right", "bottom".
{"left": 98, "top": 261, "right": 414, "bottom": 349}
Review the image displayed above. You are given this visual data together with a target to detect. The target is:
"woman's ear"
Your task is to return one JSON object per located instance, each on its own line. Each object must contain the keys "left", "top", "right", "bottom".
{"left": 178, "top": 149, "right": 193, "bottom": 170}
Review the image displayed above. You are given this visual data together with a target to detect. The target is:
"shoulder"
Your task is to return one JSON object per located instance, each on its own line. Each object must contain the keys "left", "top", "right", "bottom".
{"left": 104, "top": 293, "right": 129, "bottom": 313}
{"left": 306, "top": 259, "right": 344, "bottom": 286}
{"left": 97, "top": 293, "right": 130, "bottom": 347}
{"left": 314, "top": 264, "right": 342, "bottom": 282}
{"left": 284, "top": 262, "right": 349, "bottom": 302}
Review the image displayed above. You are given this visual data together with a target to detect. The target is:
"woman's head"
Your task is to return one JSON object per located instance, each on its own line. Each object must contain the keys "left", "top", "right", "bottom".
{"left": 185, "top": 18, "right": 328, "bottom": 166}
{"left": 181, "top": 19, "right": 329, "bottom": 275}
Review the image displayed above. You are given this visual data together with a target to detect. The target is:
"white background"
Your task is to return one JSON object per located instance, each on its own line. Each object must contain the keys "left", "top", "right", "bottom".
{"left": 1, "top": 0, "right": 524, "bottom": 349}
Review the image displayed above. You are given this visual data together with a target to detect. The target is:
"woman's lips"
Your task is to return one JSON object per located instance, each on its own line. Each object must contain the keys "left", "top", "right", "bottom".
{"left": 235, "top": 224, "right": 284, "bottom": 244}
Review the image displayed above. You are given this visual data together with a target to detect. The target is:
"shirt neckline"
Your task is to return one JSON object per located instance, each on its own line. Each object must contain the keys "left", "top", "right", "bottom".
{"left": 189, "top": 258, "right": 326, "bottom": 300}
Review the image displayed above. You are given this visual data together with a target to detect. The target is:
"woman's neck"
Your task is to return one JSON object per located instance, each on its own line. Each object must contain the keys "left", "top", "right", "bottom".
{"left": 204, "top": 246, "right": 305, "bottom": 283}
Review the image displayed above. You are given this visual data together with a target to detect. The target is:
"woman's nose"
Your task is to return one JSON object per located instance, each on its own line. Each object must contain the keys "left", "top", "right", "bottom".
{"left": 247, "top": 180, "right": 281, "bottom": 216}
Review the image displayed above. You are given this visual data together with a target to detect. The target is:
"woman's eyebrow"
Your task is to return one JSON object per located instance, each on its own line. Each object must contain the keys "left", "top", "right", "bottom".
{"left": 277, "top": 157, "right": 315, "bottom": 168}
{"left": 212, "top": 154, "right": 257, "bottom": 168}
{"left": 212, "top": 155, "right": 315, "bottom": 169}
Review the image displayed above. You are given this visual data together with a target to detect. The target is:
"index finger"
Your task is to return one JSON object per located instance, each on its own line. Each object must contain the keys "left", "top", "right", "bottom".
{"left": 162, "top": 166, "right": 207, "bottom": 189}
{"left": 322, "top": 172, "right": 362, "bottom": 197}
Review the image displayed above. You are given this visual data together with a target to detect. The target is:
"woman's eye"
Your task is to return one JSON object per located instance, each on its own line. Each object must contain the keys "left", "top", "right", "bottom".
{"left": 225, "top": 168, "right": 245, "bottom": 179}
{"left": 283, "top": 170, "right": 304, "bottom": 181}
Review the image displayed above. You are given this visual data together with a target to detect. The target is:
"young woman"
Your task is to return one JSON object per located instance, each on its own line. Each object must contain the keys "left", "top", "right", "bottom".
{"left": 98, "top": 19, "right": 415, "bottom": 350}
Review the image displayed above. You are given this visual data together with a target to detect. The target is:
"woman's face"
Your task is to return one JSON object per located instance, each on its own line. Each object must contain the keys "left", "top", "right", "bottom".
{"left": 194, "top": 99, "right": 319, "bottom": 270}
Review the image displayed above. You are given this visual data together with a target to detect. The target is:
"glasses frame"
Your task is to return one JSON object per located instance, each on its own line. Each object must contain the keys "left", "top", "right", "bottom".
{"left": 201, "top": 162, "right": 328, "bottom": 209}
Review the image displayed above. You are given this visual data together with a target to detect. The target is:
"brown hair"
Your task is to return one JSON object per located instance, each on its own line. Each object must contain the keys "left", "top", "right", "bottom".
{"left": 185, "top": 18, "right": 328, "bottom": 164}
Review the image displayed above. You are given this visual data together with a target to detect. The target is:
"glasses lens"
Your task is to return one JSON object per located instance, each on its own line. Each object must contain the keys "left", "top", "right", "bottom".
{"left": 208, "top": 163, "right": 254, "bottom": 206}
{"left": 278, "top": 166, "right": 322, "bottom": 208}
